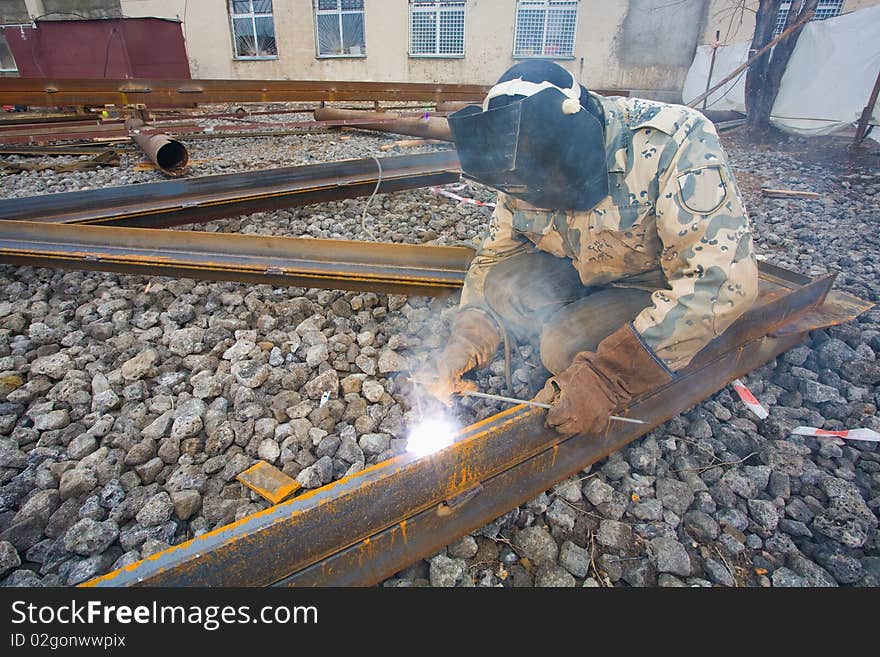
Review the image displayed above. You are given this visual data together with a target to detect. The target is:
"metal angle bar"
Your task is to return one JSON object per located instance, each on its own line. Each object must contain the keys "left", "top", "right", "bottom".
{"left": 0, "top": 150, "right": 461, "bottom": 228}
{"left": 83, "top": 269, "right": 872, "bottom": 587}
{"left": 0, "top": 78, "right": 492, "bottom": 107}
{"left": 0, "top": 221, "right": 474, "bottom": 296}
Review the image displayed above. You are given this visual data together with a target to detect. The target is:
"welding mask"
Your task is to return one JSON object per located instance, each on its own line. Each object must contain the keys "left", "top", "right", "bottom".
{"left": 448, "top": 85, "right": 609, "bottom": 211}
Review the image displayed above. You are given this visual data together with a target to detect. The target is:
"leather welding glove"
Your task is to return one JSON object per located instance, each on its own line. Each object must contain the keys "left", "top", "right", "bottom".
{"left": 416, "top": 309, "right": 501, "bottom": 406}
{"left": 534, "top": 324, "right": 673, "bottom": 436}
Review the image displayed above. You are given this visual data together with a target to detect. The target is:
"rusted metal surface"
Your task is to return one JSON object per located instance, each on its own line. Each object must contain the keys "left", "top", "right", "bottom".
{"left": 0, "top": 78, "right": 491, "bottom": 108}
{"left": 0, "top": 221, "right": 473, "bottom": 297}
{"left": 0, "top": 150, "right": 461, "bottom": 229}
{"left": 314, "top": 107, "right": 453, "bottom": 141}
{"left": 237, "top": 462, "right": 302, "bottom": 506}
{"left": 126, "top": 118, "right": 189, "bottom": 176}
{"left": 80, "top": 263, "right": 871, "bottom": 587}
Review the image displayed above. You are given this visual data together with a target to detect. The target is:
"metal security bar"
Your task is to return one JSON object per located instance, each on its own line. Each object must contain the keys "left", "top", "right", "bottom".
{"left": 229, "top": 0, "right": 278, "bottom": 59}
{"left": 774, "top": 0, "right": 844, "bottom": 35}
{"left": 410, "top": 1, "right": 466, "bottom": 57}
{"left": 513, "top": 0, "right": 579, "bottom": 59}
{"left": 315, "top": 0, "right": 366, "bottom": 57}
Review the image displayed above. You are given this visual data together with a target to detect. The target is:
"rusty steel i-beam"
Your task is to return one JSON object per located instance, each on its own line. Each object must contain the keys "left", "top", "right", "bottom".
{"left": 0, "top": 78, "right": 492, "bottom": 108}
{"left": 0, "top": 150, "right": 461, "bottom": 229}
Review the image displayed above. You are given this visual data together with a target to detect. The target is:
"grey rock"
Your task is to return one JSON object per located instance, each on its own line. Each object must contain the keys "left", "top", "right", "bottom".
{"left": 0, "top": 540, "right": 20, "bottom": 577}
{"left": 535, "top": 564, "right": 576, "bottom": 587}
{"left": 448, "top": 535, "right": 478, "bottom": 559}
{"left": 134, "top": 457, "right": 164, "bottom": 484}
{"left": 361, "top": 380, "right": 385, "bottom": 403}
{"left": 377, "top": 349, "right": 409, "bottom": 373}
{"left": 13, "top": 489, "right": 59, "bottom": 526}
{"left": 164, "top": 464, "right": 207, "bottom": 493}
{"left": 559, "top": 540, "right": 590, "bottom": 578}
{"left": 683, "top": 510, "right": 720, "bottom": 542}
{"left": 141, "top": 411, "right": 173, "bottom": 441}
{"left": 135, "top": 492, "right": 174, "bottom": 527}
{"left": 778, "top": 518, "right": 812, "bottom": 537}
{"left": 721, "top": 469, "right": 758, "bottom": 499}
{"left": 30, "top": 353, "right": 74, "bottom": 380}
{"left": 596, "top": 520, "right": 632, "bottom": 551}
{"left": 59, "top": 468, "right": 97, "bottom": 500}
{"left": 511, "top": 526, "right": 558, "bottom": 565}
{"left": 788, "top": 553, "right": 838, "bottom": 587}
{"left": 704, "top": 558, "right": 736, "bottom": 587}
{"left": 2, "top": 569, "right": 43, "bottom": 587}
{"left": 656, "top": 477, "right": 694, "bottom": 516}
{"left": 63, "top": 518, "right": 119, "bottom": 556}
{"left": 632, "top": 498, "right": 663, "bottom": 521}
{"left": 121, "top": 350, "right": 157, "bottom": 381}
{"left": 583, "top": 477, "right": 613, "bottom": 506}
{"left": 747, "top": 499, "right": 780, "bottom": 533}
{"left": 170, "top": 490, "right": 201, "bottom": 520}
{"left": 649, "top": 537, "right": 692, "bottom": 576}
{"left": 801, "top": 380, "right": 842, "bottom": 404}
{"left": 34, "top": 410, "right": 70, "bottom": 431}
{"left": 772, "top": 567, "right": 807, "bottom": 587}
{"left": 231, "top": 360, "right": 269, "bottom": 388}
{"left": 743, "top": 465, "right": 771, "bottom": 492}
{"left": 429, "top": 554, "right": 467, "bottom": 587}
{"left": 546, "top": 498, "right": 577, "bottom": 533}
{"left": 303, "top": 369, "right": 339, "bottom": 400}
{"left": 67, "top": 434, "right": 98, "bottom": 460}
{"left": 813, "top": 544, "right": 864, "bottom": 584}
{"left": 621, "top": 558, "right": 656, "bottom": 587}
{"left": 359, "top": 432, "right": 390, "bottom": 456}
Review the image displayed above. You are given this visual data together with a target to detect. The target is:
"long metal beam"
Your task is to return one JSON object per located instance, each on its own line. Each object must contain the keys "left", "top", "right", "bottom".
{"left": 81, "top": 263, "right": 871, "bottom": 587}
{"left": 0, "top": 150, "right": 461, "bottom": 229}
{"left": 0, "top": 78, "right": 491, "bottom": 108}
{"left": 0, "top": 221, "right": 473, "bottom": 297}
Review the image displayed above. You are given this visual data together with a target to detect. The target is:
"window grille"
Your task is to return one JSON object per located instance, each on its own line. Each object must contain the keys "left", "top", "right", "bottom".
{"left": 229, "top": 0, "right": 277, "bottom": 59}
{"left": 0, "top": 33, "right": 17, "bottom": 73}
{"left": 410, "top": 1, "right": 466, "bottom": 57}
{"left": 513, "top": 0, "right": 578, "bottom": 58}
{"left": 316, "top": 0, "right": 366, "bottom": 57}
{"left": 774, "top": 0, "right": 844, "bottom": 36}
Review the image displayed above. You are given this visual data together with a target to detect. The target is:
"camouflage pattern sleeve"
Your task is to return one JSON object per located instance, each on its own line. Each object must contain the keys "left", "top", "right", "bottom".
{"left": 460, "top": 192, "right": 537, "bottom": 309}
{"left": 631, "top": 115, "right": 759, "bottom": 371}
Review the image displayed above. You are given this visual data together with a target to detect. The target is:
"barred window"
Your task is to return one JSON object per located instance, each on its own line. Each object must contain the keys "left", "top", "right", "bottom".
{"left": 229, "top": 0, "right": 278, "bottom": 59}
{"left": 410, "top": 1, "right": 466, "bottom": 57}
{"left": 514, "top": 0, "right": 579, "bottom": 58}
{"left": 315, "top": 0, "right": 366, "bottom": 57}
{"left": 0, "top": 34, "right": 17, "bottom": 73}
{"left": 774, "top": 0, "right": 845, "bottom": 35}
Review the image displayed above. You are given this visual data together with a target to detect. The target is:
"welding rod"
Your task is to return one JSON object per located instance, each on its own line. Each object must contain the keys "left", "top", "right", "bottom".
{"left": 458, "top": 390, "right": 646, "bottom": 424}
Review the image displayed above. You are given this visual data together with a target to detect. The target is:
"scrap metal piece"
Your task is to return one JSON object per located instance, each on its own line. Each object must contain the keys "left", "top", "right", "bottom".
{"left": 237, "top": 462, "right": 301, "bottom": 505}
{"left": 126, "top": 118, "right": 189, "bottom": 176}
{"left": 314, "top": 107, "right": 453, "bottom": 141}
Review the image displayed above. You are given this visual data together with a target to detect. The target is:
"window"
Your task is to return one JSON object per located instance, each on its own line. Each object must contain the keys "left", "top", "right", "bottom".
{"left": 315, "top": 0, "right": 366, "bottom": 58}
{"left": 774, "top": 0, "right": 844, "bottom": 35}
{"left": 229, "top": 0, "right": 278, "bottom": 60}
{"left": 513, "top": 0, "right": 578, "bottom": 58}
{"left": 410, "top": 1, "right": 465, "bottom": 57}
{"left": 0, "top": 33, "right": 17, "bottom": 73}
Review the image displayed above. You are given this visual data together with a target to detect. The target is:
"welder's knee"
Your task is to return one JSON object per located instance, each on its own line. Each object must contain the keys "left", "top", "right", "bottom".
{"left": 539, "top": 287, "right": 653, "bottom": 375}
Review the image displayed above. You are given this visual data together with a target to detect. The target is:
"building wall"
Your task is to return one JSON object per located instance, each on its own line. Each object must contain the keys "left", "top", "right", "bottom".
{"left": 0, "top": 0, "right": 29, "bottom": 24}
{"left": 703, "top": 0, "right": 880, "bottom": 44}
{"left": 115, "top": 1, "right": 713, "bottom": 98}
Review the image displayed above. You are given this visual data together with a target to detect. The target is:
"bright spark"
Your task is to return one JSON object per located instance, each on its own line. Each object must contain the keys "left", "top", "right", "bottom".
{"left": 406, "top": 417, "right": 458, "bottom": 457}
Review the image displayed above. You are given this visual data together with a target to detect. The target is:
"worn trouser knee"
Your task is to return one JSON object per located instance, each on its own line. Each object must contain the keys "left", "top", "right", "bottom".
{"left": 539, "top": 287, "right": 654, "bottom": 375}
{"left": 481, "top": 252, "right": 586, "bottom": 345}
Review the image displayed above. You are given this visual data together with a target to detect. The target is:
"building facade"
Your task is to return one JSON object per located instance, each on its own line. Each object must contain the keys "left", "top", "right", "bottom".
{"left": 1, "top": 1, "right": 877, "bottom": 98}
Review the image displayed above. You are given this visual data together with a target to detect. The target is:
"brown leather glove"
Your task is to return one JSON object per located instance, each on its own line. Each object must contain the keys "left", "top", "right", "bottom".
{"left": 416, "top": 309, "right": 501, "bottom": 405}
{"left": 534, "top": 324, "right": 673, "bottom": 435}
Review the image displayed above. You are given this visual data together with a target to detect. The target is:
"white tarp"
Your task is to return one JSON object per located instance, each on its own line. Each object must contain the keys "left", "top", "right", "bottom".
{"left": 683, "top": 5, "right": 880, "bottom": 141}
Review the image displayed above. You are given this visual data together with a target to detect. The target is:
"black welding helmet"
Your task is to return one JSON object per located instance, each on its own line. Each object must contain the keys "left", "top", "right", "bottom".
{"left": 448, "top": 62, "right": 608, "bottom": 211}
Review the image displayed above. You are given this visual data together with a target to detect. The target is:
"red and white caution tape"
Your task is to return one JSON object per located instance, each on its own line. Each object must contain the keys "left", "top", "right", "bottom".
{"left": 791, "top": 426, "right": 880, "bottom": 442}
{"left": 429, "top": 186, "right": 496, "bottom": 208}
{"left": 731, "top": 379, "right": 768, "bottom": 419}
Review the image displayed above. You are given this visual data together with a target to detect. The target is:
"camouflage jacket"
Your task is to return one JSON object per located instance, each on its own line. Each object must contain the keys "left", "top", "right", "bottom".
{"left": 460, "top": 93, "right": 759, "bottom": 371}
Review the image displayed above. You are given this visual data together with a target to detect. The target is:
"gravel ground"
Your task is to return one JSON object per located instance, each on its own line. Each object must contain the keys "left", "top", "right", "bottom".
{"left": 0, "top": 109, "right": 878, "bottom": 587}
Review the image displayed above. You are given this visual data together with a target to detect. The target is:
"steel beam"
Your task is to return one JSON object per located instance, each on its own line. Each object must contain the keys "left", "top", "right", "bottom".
{"left": 81, "top": 265, "right": 872, "bottom": 587}
{"left": 0, "top": 78, "right": 491, "bottom": 108}
{"left": 0, "top": 150, "right": 460, "bottom": 228}
{"left": 0, "top": 221, "right": 473, "bottom": 297}
{"left": 313, "top": 107, "right": 453, "bottom": 141}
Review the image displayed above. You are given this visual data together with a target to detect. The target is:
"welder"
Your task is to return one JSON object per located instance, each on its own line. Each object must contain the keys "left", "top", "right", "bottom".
{"left": 418, "top": 61, "right": 759, "bottom": 436}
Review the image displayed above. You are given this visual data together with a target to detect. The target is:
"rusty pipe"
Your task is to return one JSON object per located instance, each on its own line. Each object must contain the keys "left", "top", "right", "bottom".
{"left": 313, "top": 107, "right": 453, "bottom": 141}
{"left": 125, "top": 118, "right": 189, "bottom": 176}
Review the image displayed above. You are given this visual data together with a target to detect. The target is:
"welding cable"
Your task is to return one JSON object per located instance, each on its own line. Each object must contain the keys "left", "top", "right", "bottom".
{"left": 360, "top": 155, "right": 383, "bottom": 241}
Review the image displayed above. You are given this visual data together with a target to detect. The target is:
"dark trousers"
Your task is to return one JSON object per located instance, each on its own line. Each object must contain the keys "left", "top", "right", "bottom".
{"left": 482, "top": 252, "right": 653, "bottom": 375}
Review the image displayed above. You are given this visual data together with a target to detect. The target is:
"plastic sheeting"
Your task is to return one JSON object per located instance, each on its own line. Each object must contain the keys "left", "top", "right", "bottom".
{"left": 683, "top": 5, "right": 880, "bottom": 141}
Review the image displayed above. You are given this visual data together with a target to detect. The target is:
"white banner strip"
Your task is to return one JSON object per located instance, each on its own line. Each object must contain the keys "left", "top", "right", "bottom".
{"left": 430, "top": 187, "right": 497, "bottom": 208}
{"left": 791, "top": 426, "right": 880, "bottom": 442}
